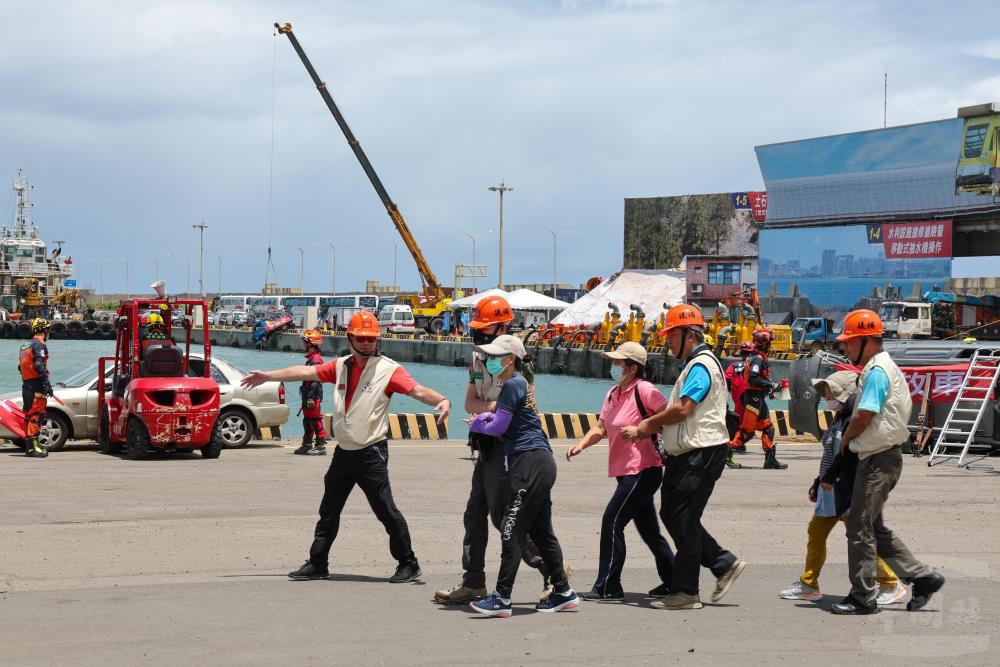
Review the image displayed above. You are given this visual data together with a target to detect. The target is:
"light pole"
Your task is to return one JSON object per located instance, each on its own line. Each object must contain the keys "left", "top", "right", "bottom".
{"left": 312, "top": 240, "right": 350, "bottom": 294}
{"left": 457, "top": 229, "right": 492, "bottom": 291}
{"left": 297, "top": 246, "right": 305, "bottom": 294}
{"left": 99, "top": 257, "right": 117, "bottom": 298}
{"left": 385, "top": 237, "right": 398, "bottom": 294}
{"left": 193, "top": 221, "right": 208, "bottom": 298}
{"left": 213, "top": 250, "right": 235, "bottom": 295}
{"left": 534, "top": 223, "right": 574, "bottom": 297}
{"left": 488, "top": 180, "right": 512, "bottom": 290}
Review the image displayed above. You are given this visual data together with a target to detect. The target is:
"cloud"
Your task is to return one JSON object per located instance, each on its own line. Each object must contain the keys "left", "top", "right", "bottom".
{"left": 0, "top": 0, "right": 994, "bottom": 295}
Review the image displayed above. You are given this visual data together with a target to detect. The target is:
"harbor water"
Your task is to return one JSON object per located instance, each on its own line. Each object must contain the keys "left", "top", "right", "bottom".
{"left": 0, "top": 339, "right": 789, "bottom": 441}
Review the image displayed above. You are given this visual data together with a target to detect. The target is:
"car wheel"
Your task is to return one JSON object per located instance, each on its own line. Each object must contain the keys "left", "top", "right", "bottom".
{"left": 125, "top": 418, "right": 150, "bottom": 460}
{"left": 39, "top": 411, "right": 71, "bottom": 452}
{"left": 217, "top": 409, "right": 253, "bottom": 448}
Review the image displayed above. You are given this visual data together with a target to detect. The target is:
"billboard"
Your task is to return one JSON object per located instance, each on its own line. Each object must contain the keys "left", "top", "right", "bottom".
{"left": 759, "top": 224, "right": 951, "bottom": 310}
{"left": 624, "top": 192, "right": 760, "bottom": 270}
{"left": 756, "top": 116, "right": 999, "bottom": 227}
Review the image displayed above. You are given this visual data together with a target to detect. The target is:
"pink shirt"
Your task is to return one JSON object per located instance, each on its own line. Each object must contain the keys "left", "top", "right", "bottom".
{"left": 599, "top": 379, "right": 667, "bottom": 477}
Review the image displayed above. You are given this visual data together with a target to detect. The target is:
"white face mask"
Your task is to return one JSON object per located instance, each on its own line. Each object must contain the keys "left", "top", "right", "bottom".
{"left": 825, "top": 399, "right": 844, "bottom": 411}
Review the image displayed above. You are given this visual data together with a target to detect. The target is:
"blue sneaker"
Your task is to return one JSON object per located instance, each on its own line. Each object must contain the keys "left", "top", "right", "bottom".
{"left": 535, "top": 588, "right": 579, "bottom": 613}
{"left": 470, "top": 592, "right": 512, "bottom": 618}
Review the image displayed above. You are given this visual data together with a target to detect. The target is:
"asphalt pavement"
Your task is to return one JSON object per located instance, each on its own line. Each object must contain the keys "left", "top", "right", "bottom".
{"left": 2, "top": 439, "right": 998, "bottom": 665}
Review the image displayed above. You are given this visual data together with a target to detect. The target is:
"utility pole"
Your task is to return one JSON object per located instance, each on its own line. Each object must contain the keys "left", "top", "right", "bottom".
{"left": 534, "top": 223, "right": 574, "bottom": 298}
{"left": 883, "top": 70, "right": 887, "bottom": 128}
{"left": 488, "top": 180, "right": 512, "bottom": 290}
{"left": 192, "top": 221, "right": 208, "bottom": 298}
{"left": 297, "top": 246, "right": 305, "bottom": 294}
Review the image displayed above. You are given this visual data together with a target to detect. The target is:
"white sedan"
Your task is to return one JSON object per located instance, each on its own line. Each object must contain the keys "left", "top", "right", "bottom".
{"left": 1, "top": 354, "right": 289, "bottom": 450}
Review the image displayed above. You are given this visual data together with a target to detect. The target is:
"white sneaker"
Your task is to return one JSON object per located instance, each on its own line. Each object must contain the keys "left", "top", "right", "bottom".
{"left": 779, "top": 580, "right": 822, "bottom": 601}
{"left": 876, "top": 582, "right": 908, "bottom": 606}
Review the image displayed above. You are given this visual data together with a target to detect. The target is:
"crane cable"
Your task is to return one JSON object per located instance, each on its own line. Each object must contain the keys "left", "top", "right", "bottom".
{"left": 264, "top": 27, "right": 279, "bottom": 287}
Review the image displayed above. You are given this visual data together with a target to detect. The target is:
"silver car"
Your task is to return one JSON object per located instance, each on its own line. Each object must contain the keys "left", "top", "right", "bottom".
{"left": 1, "top": 354, "right": 288, "bottom": 450}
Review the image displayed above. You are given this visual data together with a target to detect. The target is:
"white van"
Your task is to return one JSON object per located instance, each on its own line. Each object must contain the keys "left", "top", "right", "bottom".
{"left": 378, "top": 304, "right": 416, "bottom": 334}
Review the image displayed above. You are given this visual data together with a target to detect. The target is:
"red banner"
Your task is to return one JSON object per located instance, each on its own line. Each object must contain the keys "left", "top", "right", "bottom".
{"left": 882, "top": 220, "right": 952, "bottom": 258}
{"left": 836, "top": 362, "right": 995, "bottom": 404}
{"left": 748, "top": 191, "right": 767, "bottom": 223}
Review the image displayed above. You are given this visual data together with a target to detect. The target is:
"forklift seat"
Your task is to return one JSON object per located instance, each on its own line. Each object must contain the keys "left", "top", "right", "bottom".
{"left": 140, "top": 344, "right": 184, "bottom": 378}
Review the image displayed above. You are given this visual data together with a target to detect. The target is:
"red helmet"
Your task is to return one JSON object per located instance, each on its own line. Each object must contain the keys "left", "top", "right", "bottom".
{"left": 752, "top": 328, "right": 774, "bottom": 351}
{"left": 739, "top": 342, "right": 754, "bottom": 356}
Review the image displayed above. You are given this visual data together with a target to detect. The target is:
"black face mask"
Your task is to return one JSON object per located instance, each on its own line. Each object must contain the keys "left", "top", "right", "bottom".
{"left": 472, "top": 328, "right": 498, "bottom": 346}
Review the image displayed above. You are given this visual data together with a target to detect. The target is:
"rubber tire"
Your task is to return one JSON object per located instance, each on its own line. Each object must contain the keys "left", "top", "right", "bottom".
{"left": 125, "top": 418, "right": 150, "bottom": 460}
{"left": 201, "top": 419, "right": 224, "bottom": 459}
{"left": 216, "top": 409, "right": 253, "bottom": 448}
{"left": 98, "top": 406, "right": 120, "bottom": 454}
{"left": 40, "top": 410, "right": 71, "bottom": 452}
{"left": 429, "top": 317, "right": 444, "bottom": 335}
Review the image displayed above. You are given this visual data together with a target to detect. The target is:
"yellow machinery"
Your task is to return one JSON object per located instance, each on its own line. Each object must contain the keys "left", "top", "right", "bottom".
{"left": 597, "top": 303, "right": 622, "bottom": 346}
{"left": 12, "top": 278, "right": 43, "bottom": 320}
{"left": 955, "top": 105, "right": 1000, "bottom": 196}
{"left": 708, "top": 289, "right": 795, "bottom": 357}
{"left": 277, "top": 23, "right": 451, "bottom": 333}
{"left": 50, "top": 288, "right": 83, "bottom": 312}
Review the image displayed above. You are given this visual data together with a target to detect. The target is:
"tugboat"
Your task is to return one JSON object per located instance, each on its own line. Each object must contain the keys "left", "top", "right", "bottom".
{"left": 0, "top": 170, "right": 75, "bottom": 336}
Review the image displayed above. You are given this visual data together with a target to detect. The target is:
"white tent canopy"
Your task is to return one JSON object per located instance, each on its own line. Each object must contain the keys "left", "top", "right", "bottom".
{"left": 446, "top": 288, "right": 570, "bottom": 312}
{"left": 551, "top": 270, "right": 686, "bottom": 326}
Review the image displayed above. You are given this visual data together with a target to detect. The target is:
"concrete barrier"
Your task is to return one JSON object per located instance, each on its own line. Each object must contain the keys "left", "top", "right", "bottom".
{"left": 533, "top": 410, "right": 833, "bottom": 440}
{"left": 322, "top": 413, "right": 448, "bottom": 440}
{"left": 255, "top": 425, "right": 282, "bottom": 440}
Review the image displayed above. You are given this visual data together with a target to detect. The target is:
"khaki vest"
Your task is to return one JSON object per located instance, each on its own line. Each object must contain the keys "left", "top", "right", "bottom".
{"left": 661, "top": 348, "right": 730, "bottom": 455}
{"left": 472, "top": 352, "right": 503, "bottom": 402}
{"left": 850, "top": 350, "right": 913, "bottom": 459}
{"left": 330, "top": 355, "right": 400, "bottom": 450}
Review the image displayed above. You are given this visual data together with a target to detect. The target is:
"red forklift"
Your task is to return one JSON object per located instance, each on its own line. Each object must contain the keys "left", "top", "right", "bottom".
{"left": 98, "top": 297, "right": 223, "bottom": 460}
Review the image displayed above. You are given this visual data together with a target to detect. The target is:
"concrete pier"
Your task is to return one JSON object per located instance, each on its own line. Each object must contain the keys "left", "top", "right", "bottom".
{"left": 193, "top": 327, "right": 798, "bottom": 385}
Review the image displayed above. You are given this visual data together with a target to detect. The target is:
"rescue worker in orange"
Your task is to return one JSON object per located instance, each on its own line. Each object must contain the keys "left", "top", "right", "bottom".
{"left": 241, "top": 311, "right": 450, "bottom": 584}
{"left": 295, "top": 329, "right": 328, "bottom": 456}
{"left": 20, "top": 318, "right": 52, "bottom": 458}
{"left": 727, "top": 329, "right": 787, "bottom": 470}
{"left": 723, "top": 342, "right": 753, "bottom": 468}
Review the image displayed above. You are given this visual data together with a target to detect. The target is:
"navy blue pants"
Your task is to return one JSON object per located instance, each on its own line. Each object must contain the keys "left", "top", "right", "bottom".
{"left": 592, "top": 465, "right": 675, "bottom": 594}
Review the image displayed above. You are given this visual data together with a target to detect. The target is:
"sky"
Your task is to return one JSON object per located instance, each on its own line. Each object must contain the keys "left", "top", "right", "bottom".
{"left": 2, "top": 0, "right": 999, "bottom": 295}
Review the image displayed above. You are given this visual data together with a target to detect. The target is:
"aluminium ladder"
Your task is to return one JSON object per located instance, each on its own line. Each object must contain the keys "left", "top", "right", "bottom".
{"left": 928, "top": 348, "right": 1000, "bottom": 467}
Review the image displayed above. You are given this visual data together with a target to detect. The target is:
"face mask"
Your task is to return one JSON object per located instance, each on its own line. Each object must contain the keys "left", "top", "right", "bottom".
{"left": 609, "top": 365, "right": 625, "bottom": 383}
{"left": 825, "top": 399, "right": 843, "bottom": 411}
{"left": 472, "top": 327, "right": 500, "bottom": 346}
{"left": 485, "top": 357, "right": 506, "bottom": 376}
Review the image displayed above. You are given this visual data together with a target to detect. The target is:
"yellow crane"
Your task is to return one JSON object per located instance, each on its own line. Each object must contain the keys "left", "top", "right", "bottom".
{"left": 276, "top": 22, "right": 451, "bottom": 333}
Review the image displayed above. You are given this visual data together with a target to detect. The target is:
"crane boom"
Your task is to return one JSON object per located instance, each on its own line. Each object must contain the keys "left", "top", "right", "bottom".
{"left": 275, "top": 22, "right": 444, "bottom": 301}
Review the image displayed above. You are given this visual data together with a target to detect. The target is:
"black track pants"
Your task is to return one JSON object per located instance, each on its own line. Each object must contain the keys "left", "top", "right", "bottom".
{"left": 462, "top": 440, "right": 548, "bottom": 589}
{"left": 495, "top": 449, "right": 569, "bottom": 599}
{"left": 308, "top": 441, "right": 416, "bottom": 569}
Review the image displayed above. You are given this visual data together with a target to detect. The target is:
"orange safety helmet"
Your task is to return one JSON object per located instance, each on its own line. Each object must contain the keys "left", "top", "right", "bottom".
{"left": 470, "top": 295, "right": 513, "bottom": 330}
{"left": 836, "top": 309, "right": 883, "bottom": 341}
{"left": 659, "top": 304, "right": 705, "bottom": 336}
{"left": 346, "top": 311, "right": 380, "bottom": 337}
{"left": 301, "top": 329, "right": 323, "bottom": 346}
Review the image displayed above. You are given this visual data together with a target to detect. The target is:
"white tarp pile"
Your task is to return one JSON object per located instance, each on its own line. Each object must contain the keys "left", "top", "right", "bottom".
{"left": 551, "top": 270, "right": 686, "bottom": 326}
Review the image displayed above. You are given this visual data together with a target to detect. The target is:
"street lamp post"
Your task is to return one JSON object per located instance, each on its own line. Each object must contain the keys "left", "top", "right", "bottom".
{"left": 488, "top": 180, "right": 512, "bottom": 290}
{"left": 534, "top": 223, "right": 574, "bottom": 297}
{"left": 457, "top": 229, "right": 493, "bottom": 291}
{"left": 385, "top": 237, "right": 398, "bottom": 294}
{"left": 99, "top": 257, "right": 117, "bottom": 298}
{"left": 192, "top": 221, "right": 208, "bottom": 298}
{"left": 297, "top": 246, "right": 305, "bottom": 294}
{"left": 312, "top": 240, "right": 350, "bottom": 294}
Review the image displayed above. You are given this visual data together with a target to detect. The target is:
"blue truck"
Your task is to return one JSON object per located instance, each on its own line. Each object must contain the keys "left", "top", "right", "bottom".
{"left": 791, "top": 317, "right": 838, "bottom": 353}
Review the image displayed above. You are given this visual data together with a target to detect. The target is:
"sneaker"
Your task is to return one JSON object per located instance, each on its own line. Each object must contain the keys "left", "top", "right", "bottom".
{"left": 307, "top": 445, "right": 327, "bottom": 456}
{"left": 779, "top": 580, "right": 821, "bottom": 601}
{"left": 293, "top": 444, "right": 312, "bottom": 455}
{"left": 724, "top": 453, "right": 743, "bottom": 469}
{"left": 711, "top": 559, "right": 747, "bottom": 603}
{"left": 535, "top": 589, "right": 579, "bottom": 612}
{"left": 470, "top": 591, "right": 512, "bottom": 618}
{"left": 538, "top": 563, "right": 574, "bottom": 603}
{"left": 650, "top": 592, "right": 702, "bottom": 610}
{"left": 831, "top": 595, "right": 880, "bottom": 615}
{"left": 388, "top": 561, "right": 422, "bottom": 583}
{"left": 647, "top": 582, "right": 671, "bottom": 598}
{"left": 434, "top": 583, "right": 488, "bottom": 604}
{"left": 907, "top": 571, "right": 945, "bottom": 611}
{"left": 876, "top": 582, "right": 908, "bottom": 606}
{"left": 580, "top": 588, "right": 624, "bottom": 601}
{"left": 288, "top": 561, "right": 329, "bottom": 580}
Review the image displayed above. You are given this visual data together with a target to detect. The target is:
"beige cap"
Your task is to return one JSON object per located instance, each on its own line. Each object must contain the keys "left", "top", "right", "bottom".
{"left": 475, "top": 334, "right": 526, "bottom": 359}
{"left": 812, "top": 370, "right": 859, "bottom": 402}
{"left": 604, "top": 341, "right": 647, "bottom": 366}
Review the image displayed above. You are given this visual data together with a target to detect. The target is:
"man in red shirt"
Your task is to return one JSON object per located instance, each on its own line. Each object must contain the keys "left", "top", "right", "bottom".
{"left": 241, "top": 311, "right": 450, "bottom": 584}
